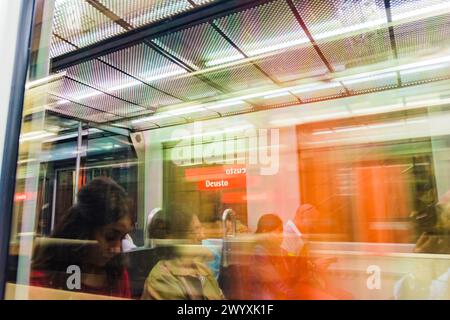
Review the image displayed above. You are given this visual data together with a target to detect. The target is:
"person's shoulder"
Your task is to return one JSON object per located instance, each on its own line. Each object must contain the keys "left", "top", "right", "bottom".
{"left": 194, "top": 260, "right": 216, "bottom": 277}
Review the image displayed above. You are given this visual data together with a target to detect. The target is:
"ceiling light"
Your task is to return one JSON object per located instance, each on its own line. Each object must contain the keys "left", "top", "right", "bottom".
{"left": 314, "top": 18, "right": 387, "bottom": 41}
{"left": 25, "top": 72, "right": 66, "bottom": 90}
{"left": 291, "top": 82, "right": 342, "bottom": 94}
{"left": 205, "top": 100, "right": 245, "bottom": 110}
{"left": 264, "top": 91, "right": 292, "bottom": 99}
{"left": 247, "top": 38, "right": 310, "bottom": 56}
{"left": 206, "top": 54, "right": 246, "bottom": 67}
{"left": 20, "top": 131, "right": 56, "bottom": 143}
{"left": 341, "top": 72, "right": 397, "bottom": 85}
{"left": 392, "top": 1, "right": 450, "bottom": 22}
{"left": 146, "top": 69, "right": 188, "bottom": 82}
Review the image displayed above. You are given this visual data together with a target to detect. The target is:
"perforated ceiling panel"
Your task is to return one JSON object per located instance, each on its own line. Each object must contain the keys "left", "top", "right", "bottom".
{"left": 44, "top": 93, "right": 122, "bottom": 123}
{"left": 52, "top": 0, "right": 126, "bottom": 50}
{"left": 152, "top": 73, "right": 223, "bottom": 101}
{"left": 153, "top": 23, "right": 277, "bottom": 91}
{"left": 98, "top": 0, "right": 193, "bottom": 28}
{"left": 293, "top": 0, "right": 394, "bottom": 70}
{"left": 47, "top": 77, "right": 149, "bottom": 118}
{"left": 50, "top": 35, "right": 78, "bottom": 58}
{"left": 63, "top": 58, "right": 181, "bottom": 109}
{"left": 101, "top": 43, "right": 186, "bottom": 85}
{"left": 45, "top": 0, "right": 450, "bottom": 130}
{"left": 213, "top": 0, "right": 328, "bottom": 82}
{"left": 153, "top": 23, "right": 246, "bottom": 70}
{"left": 101, "top": 42, "right": 221, "bottom": 101}
{"left": 204, "top": 63, "right": 274, "bottom": 92}
{"left": 48, "top": 100, "right": 122, "bottom": 123}
{"left": 50, "top": 0, "right": 221, "bottom": 58}
{"left": 391, "top": 0, "right": 450, "bottom": 58}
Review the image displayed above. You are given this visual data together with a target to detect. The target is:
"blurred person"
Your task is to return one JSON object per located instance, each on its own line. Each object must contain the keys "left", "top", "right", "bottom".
{"left": 250, "top": 213, "right": 318, "bottom": 299}
{"left": 141, "top": 207, "right": 224, "bottom": 300}
{"left": 31, "top": 177, "right": 133, "bottom": 298}
{"left": 292, "top": 204, "right": 337, "bottom": 269}
{"left": 145, "top": 208, "right": 166, "bottom": 248}
{"left": 252, "top": 213, "right": 351, "bottom": 300}
{"left": 251, "top": 214, "right": 293, "bottom": 299}
{"left": 394, "top": 193, "right": 450, "bottom": 299}
{"left": 413, "top": 192, "right": 450, "bottom": 254}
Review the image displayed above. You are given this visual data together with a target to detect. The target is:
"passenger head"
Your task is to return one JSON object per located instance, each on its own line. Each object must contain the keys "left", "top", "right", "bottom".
{"left": 256, "top": 214, "right": 283, "bottom": 234}
{"left": 147, "top": 208, "right": 167, "bottom": 241}
{"left": 255, "top": 214, "right": 284, "bottom": 248}
{"left": 34, "top": 177, "right": 133, "bottom": 274}
{"left": 166, "top": 207, "right": 204, "bottom": 244}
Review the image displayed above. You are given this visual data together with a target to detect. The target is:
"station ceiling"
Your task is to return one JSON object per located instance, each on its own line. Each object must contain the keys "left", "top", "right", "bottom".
{"left": 26, "top": 0, "right": 450, "bottom": 132}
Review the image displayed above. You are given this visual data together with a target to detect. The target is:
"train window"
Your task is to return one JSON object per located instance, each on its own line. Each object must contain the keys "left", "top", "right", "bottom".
{"left": 4, "top": 0, "right": 450, "bottom": 300}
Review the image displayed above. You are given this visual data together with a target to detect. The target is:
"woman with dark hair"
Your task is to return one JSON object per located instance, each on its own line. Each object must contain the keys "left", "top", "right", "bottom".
{"left": 31, "top": 177, "right": 133, "bottom": 298}
{"left": 141, "top": 207, "right": 224, "bottom": 300}
{"left": 250, "top": 213, "right": 297, "bottom": 299}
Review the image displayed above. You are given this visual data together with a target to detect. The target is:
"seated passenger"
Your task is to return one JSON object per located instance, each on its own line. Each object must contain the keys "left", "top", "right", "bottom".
{"left": 141, "top": 208, "right": 224, "bottom": 300}
{"left": 31, "top": 177, "right": 133, "bottom": 298}
{"left": 394, "top": 194, "right": 450, "bottom": 299}
{"left": 250, "top": 214, "right": 299, "bottom": 299}
{"left": 251, "top": 213, "right": 350, "bottom": 300}
{"left": 145, "top": 208, "right": 166, "bottom": 248}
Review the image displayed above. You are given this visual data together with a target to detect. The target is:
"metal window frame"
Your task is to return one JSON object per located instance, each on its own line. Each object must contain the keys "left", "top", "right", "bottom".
{"left": 0, "top": 0, "right": 36, "bottom": 300}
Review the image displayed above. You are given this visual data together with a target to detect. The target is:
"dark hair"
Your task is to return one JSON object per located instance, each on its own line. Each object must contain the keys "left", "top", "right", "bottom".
{"left": 147, "top": 209, "right": 167, "bottom": 240}
{"left": 256, "top": 214, "right": 283, "bottom": 234}
{"left": 166, "top": 206, "right": 197, "bottom": 240}
{"left": 151, "top": 207, "right": 199, "bottom": 260}
{"left": 32, "top": 177, "right": 130, "bottom": 290}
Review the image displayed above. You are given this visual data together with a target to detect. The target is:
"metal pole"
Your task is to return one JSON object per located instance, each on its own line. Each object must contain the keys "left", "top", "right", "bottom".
{"left": 50, "top": 170, "right": 58, "bottom": 232}
{"left": 74, "top": 122, "right": 83, "bottom": 203}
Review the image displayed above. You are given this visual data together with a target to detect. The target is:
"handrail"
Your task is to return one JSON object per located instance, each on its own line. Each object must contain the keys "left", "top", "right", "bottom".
{"left": 222, "top": 208, "right": 236, "bottom": 238}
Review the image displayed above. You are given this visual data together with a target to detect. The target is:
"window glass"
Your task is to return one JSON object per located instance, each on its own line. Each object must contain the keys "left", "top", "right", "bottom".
{"left": 5, "top": 0, "right": 450, "bottom": 300}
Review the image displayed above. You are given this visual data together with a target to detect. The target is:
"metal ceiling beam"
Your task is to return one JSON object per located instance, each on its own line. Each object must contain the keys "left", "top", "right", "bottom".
{"left": 89, "top": 123, "right": 131, "bottom": 137}
{"left": 53, "top": 33, "right": 186, "bottom": 101}
{"left": 209, "top": 22, "right": 280, "bottom": 84}
{"left": 285, "top": 0, "right": 334, "bottom": 73}
{"left": 383, "top": 0, "right": 399, "bottom": 60}
{"left": 84, "top": 0, "right": 233, "bottom": 96}
{"left": 64, "top": 75, "right": 153, "bottom": 112}
{"left": 48, "top": 92, "right": 130, "bottom": 121}
{"left": 285, "top": 0, "right": 351, "bottom": 96}
{"left": 85, "top": 0, "right": 132, "bottom": 31}
{"left": 383, "top": 0, "right": 402, "bottom": 87}
{"left": 208, "top": 22, "right": 302, "bottom": 104}
{"left": 84, "top": 0, "right": 265, "bottom": 109}
{"left": 51, "top": 0, "right": 278, "bottom": 71}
